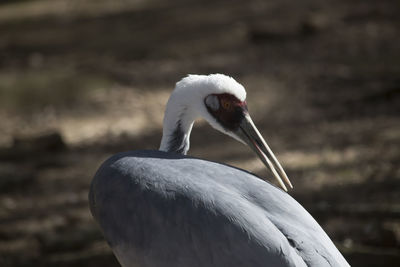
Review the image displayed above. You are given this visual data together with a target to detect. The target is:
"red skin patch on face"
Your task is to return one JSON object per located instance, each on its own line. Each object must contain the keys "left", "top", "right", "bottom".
{"left": 217, "top": 93, "right": 247, "bottom": 109}
{"left": 205, "top": 93, "right": 248, "bottom": 131}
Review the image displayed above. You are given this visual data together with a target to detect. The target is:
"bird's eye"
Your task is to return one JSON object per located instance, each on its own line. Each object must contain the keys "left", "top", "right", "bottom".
{"left": 221, "top": 99, "right": 231, "bottom": 110}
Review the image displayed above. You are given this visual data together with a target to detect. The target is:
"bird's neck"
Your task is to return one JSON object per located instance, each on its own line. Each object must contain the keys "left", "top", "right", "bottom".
{"left": 159, "top": 104, "right": 196, "bottom": 155}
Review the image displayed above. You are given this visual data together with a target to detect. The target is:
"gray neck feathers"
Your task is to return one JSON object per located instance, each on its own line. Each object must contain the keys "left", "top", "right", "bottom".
{"left": 165, "top": 120, "right": 190, "bottom": 155}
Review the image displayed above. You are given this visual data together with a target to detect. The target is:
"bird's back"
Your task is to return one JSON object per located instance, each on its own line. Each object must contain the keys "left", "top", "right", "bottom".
{"left": 89, "top": 150, "right": 349, "bottom": 267}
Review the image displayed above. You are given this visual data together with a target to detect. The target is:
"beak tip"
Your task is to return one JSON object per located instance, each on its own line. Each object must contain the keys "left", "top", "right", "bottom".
{"left": 239, "top": 115, "right": 293, "bottom": 192}
{"left": 277, "top": 180, "right": 288, "bottom": 192}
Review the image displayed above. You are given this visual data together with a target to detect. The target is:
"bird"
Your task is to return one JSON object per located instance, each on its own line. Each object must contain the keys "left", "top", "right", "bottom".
{"left": 89, "top": 74, "right": 350, "bottom": 267}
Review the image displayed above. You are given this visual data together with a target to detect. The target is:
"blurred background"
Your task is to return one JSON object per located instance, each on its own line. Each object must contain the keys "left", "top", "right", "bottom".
{"left": 0, "top": 0, "right": 399, "bottom": 266}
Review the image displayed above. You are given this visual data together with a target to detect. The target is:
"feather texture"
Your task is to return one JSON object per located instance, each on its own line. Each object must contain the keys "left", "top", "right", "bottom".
{"left": 89, "top": 150, "right": 349, "bottom": 267}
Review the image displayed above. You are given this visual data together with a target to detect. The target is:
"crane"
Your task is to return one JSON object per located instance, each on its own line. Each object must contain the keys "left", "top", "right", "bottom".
{"left": 89, "top": 74, "right": 350, "bottom": 267}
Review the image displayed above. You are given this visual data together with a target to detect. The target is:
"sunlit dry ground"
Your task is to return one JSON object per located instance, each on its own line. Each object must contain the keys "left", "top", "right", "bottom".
{"left": 0, "top": 0, "right": 399, "bottom": 266}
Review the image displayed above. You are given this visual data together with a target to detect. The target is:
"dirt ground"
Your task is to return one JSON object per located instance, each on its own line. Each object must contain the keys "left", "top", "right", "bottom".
{"left": 0, "top": 0, "right": 399, "bottom": 266}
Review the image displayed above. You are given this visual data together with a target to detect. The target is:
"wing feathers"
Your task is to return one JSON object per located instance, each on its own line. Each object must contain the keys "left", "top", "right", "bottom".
{"left": 89, "top": 151, "right": 349, "bottom": 267}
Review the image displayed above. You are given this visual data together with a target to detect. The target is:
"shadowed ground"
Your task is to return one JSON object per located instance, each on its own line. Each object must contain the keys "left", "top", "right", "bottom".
{"left": 0, "top": 0, "right": 399, "bottom": 266}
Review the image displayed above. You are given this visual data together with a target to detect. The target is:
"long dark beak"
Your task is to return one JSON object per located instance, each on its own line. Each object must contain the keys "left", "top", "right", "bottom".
{"left": 236, "top": 114, "right": 293, "bottom": 191}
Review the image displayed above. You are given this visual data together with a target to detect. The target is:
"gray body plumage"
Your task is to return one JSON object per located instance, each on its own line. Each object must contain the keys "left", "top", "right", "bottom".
{"left": 89, "top": 150, "right": 349, "bottom": 267}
